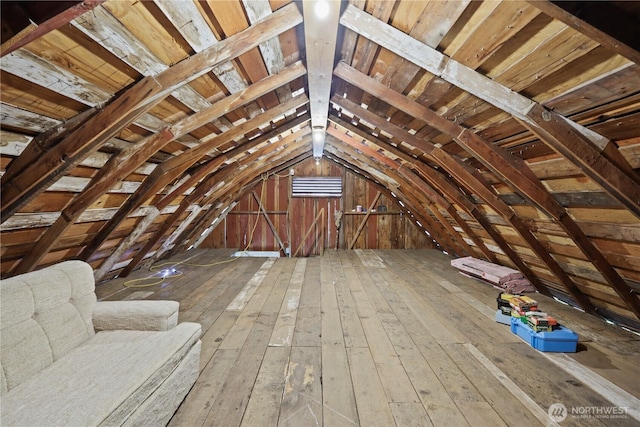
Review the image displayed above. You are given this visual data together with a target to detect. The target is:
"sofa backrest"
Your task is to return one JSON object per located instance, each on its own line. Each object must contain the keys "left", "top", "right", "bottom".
{"left": 1, "top": 260, "right": 97, "bottom": 394}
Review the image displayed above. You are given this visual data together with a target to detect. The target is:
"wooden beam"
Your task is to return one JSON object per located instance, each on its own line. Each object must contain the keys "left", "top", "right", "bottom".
{"left": 1, "top": 2, "right": 303, "bottom": 224}
{"left": 177, "top": 151, "right": 310, "bottom": 253}
{"left": 252, "top": 191, "right": 287, "bottom": 255}
{"left": 164, "top": 89, "right": 308, "bottom": 174}
{"left": 93, "top": 207, "right": 162, "bottom": 282}
{"left": 182, "top": 159, "right": 294, "bottom": 254}
{"left": 334, "top": 96, "right": 568, "bottom": 294}
{"left": 9, "top": 129, "right": 174, "bottom": 274}
{"left": 521, "top": 103, "right": 640, "bottom": 215}
{"left": 153, "top": 205, "right": 203, "bottom": 262}
{"left": 457, "top": 129, "right": 640, "bottom": 317}
{"left": 157, "top": 118, "right": 310, "bottom": 209}
{"left": 333, "top": 63, "right": 602, "bottom": 312}
{"left": 366, "top": 0, "right": 471, "bottom": 116}
{"left": 0, "top": 0, "right": 106, "bottom": 57}
{"left": 119, "top": 139, "right": 310, "bottom": 276}
{"left": 1, "top": 107, "right": 97, "bottom": 188}
{"left": 1, "top": 78, "right": 164, "bottom": 222}
{"left": 339, "top": 4, "right": 640, "bottom": 220}
{"left": 302, "top": 0, "right": 341, "bottom": 157}
{"left": 527, "top": 0, "right": 640, "bottom": 64}
{"left": 327, "top": 126, "right": 473, "bottom": 257}
{"left": 334, "top": 60, "right": 638, "bottom": 316}
{"left": 78, "top": 96, "right": 309, "bottom": 262}
{"left": 434, "top": 151, "right": 595, "bottom": 309}
{"left": 329, "top": 106, "right": 496, "bottom": 262}
{"left": 323, "top": 146, "right": 452, "bottom": 254}
{"left": 347, "top": 192, "right": 381, "bottom": 250}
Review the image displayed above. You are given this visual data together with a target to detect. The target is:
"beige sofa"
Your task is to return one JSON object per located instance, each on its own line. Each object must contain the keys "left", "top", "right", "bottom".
{"left": 0, "top": 260, "right": 201, "bottom": 426}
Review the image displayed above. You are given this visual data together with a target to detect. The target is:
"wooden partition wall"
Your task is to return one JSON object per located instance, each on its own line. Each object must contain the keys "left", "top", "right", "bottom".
{"left": 201, "top": 158, "right": 434, "bottom": 255}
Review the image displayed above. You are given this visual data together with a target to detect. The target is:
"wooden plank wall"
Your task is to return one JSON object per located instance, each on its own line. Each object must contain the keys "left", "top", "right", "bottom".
{"left": 201, "top": 157, "right": 433, "bottom": 253}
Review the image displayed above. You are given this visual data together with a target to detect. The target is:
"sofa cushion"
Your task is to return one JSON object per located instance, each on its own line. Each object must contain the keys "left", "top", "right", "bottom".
{"left": 1, "top": 322, "right": 201, "bottom": 427}
{"left": 93, "top": 300, "right": 180, "bottom": 331}
{"left": 0, "top": 260, "right": 96, "bottom": 393}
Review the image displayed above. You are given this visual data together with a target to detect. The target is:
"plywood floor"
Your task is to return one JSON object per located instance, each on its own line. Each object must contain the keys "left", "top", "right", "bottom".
{"left": 96, "top": 249, "right": 640, "bottom": 427}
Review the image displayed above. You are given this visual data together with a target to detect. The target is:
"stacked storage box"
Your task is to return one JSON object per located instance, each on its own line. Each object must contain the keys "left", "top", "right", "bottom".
{"left": 493, "top": 292, "right": 578, "bottom": 352}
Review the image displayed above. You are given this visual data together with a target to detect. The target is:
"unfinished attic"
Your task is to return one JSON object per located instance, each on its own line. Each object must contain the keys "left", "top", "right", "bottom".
{"left": 1, "top": 0, "right": 640, "bottom": 425}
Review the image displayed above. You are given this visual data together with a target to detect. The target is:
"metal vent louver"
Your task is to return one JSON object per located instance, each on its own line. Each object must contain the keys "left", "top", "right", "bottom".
{"left": 292, "top": 177, "right": 342, "bottom": 197}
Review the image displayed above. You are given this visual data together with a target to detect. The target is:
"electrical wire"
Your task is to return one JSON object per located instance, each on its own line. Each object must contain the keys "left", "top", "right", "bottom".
{"left": 123, "top": 175, "right": 272, "bottom": 288}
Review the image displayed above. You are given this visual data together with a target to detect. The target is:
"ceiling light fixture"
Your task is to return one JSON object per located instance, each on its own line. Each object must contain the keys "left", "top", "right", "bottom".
{"left": 314, "top": 1, "right": 330, "bottom": 19}
{"left": 312, "top": 126, "right": 325, "bottom": 145}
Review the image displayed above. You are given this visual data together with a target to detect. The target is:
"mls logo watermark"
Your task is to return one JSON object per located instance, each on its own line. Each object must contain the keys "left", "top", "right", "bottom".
{"left": 548, "top": 403, "right": 567, "bottom": 422}
{"left": 548, "top": 402, "right": 629, "bottom": 422}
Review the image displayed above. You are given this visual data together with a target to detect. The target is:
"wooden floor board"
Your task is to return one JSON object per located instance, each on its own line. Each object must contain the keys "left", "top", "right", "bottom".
{"left": 269, "top": 259, "right": 305, "bottom": 346}
{"left": 321, "top": 251, "right": 360, "bottom": 427}
{"left": 347, "top": 346, "right": 396, "bottom": 427}
{"left": 241, "top": 346, "right": 290, "bottom": 427}
{"left": 279, "top": 346, "right": 323, "bottom": 427}
{"left": 97, "top": 249, "right": 640, "bottom": 427}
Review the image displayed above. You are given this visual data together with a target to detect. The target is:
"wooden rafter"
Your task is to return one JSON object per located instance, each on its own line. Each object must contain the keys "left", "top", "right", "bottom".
{"left": 94, "top": 126, "right": 309, "bottom": 279}
{"left": 457, "top": 129, "right": 640, "bottom": 316}
{"left": 331, "top": 89, "right": 564, "bottom": 299}
{"left": 330, "top": 105, "right": 498, "bottom": 262}
{"left": 78, "top": 95, "right": 309, "bottom": 264}
{"left": 1, "top": 77, "right": 165, "bottom": 222}
{"left": 327, "top": 125, "right": 474, "bottom": 257}
{"left": 340, "top": 4, "right": 640, "bottom": 220}
{"left": 334, "top": 13, "right": 640, "bottom": 316}
{"left": 526, "top": 0, "right": 640, "bottom": 65}
{"left": 0, "top": 107, "right": 97, "bottom": 188}
{"left": 242, "top": 0, "right": 292, "bottom": 103}
{"left": 326, "top": 142, "right": 462, "bottom": 256}
{"left": 158, "top": 135, "right": 310, "bottom": 260}
{"left": 1, "top": 3, "right": 304, "bottom": 223}
{"left": 333, "top": 62, "right": 605, "bottom": 315}
{"left": 11, "top": 67, "right": 306, "bottom": 274}
{"left": 0, "top": 0, "right": 106, "bottom": 57}
{"left": 365, "top": 0, "right": 471, "bottom": 116}
{"left": 149, "top": 150, "right": 311, "bottom": 270}
{"left": 120, "top": 139, "right": 310, "bottom": 276}
{"left": 177, "top": 152, "right": 311, "bottom": 256}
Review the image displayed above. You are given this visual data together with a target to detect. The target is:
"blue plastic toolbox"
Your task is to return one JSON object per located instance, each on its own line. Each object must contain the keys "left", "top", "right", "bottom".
{"left": 510, "top": 317, "right": 578, "bottom": 352}
{"left": 510, "top": 316, "right": 534, "bottom": 345}
{"left": 532, "top": 326, "right": 578, "bottom": 352}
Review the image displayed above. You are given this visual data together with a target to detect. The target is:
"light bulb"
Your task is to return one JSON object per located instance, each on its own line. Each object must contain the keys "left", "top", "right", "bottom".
{"left": 315, "top": 1, "right": 329, "bottom": 19}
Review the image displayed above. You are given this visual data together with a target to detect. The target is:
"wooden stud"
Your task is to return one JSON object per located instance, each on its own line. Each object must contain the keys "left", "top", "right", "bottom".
{"left": 348, "top": 192, "right": 382, "bottom": 250}
{"left": 252, "top": 191, "right": 287, "bottom": 255}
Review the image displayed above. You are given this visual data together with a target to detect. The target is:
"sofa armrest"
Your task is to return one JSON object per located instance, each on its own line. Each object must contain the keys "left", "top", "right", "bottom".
{"left": 93, "top": 300, "right": 179, "bottom": 331}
